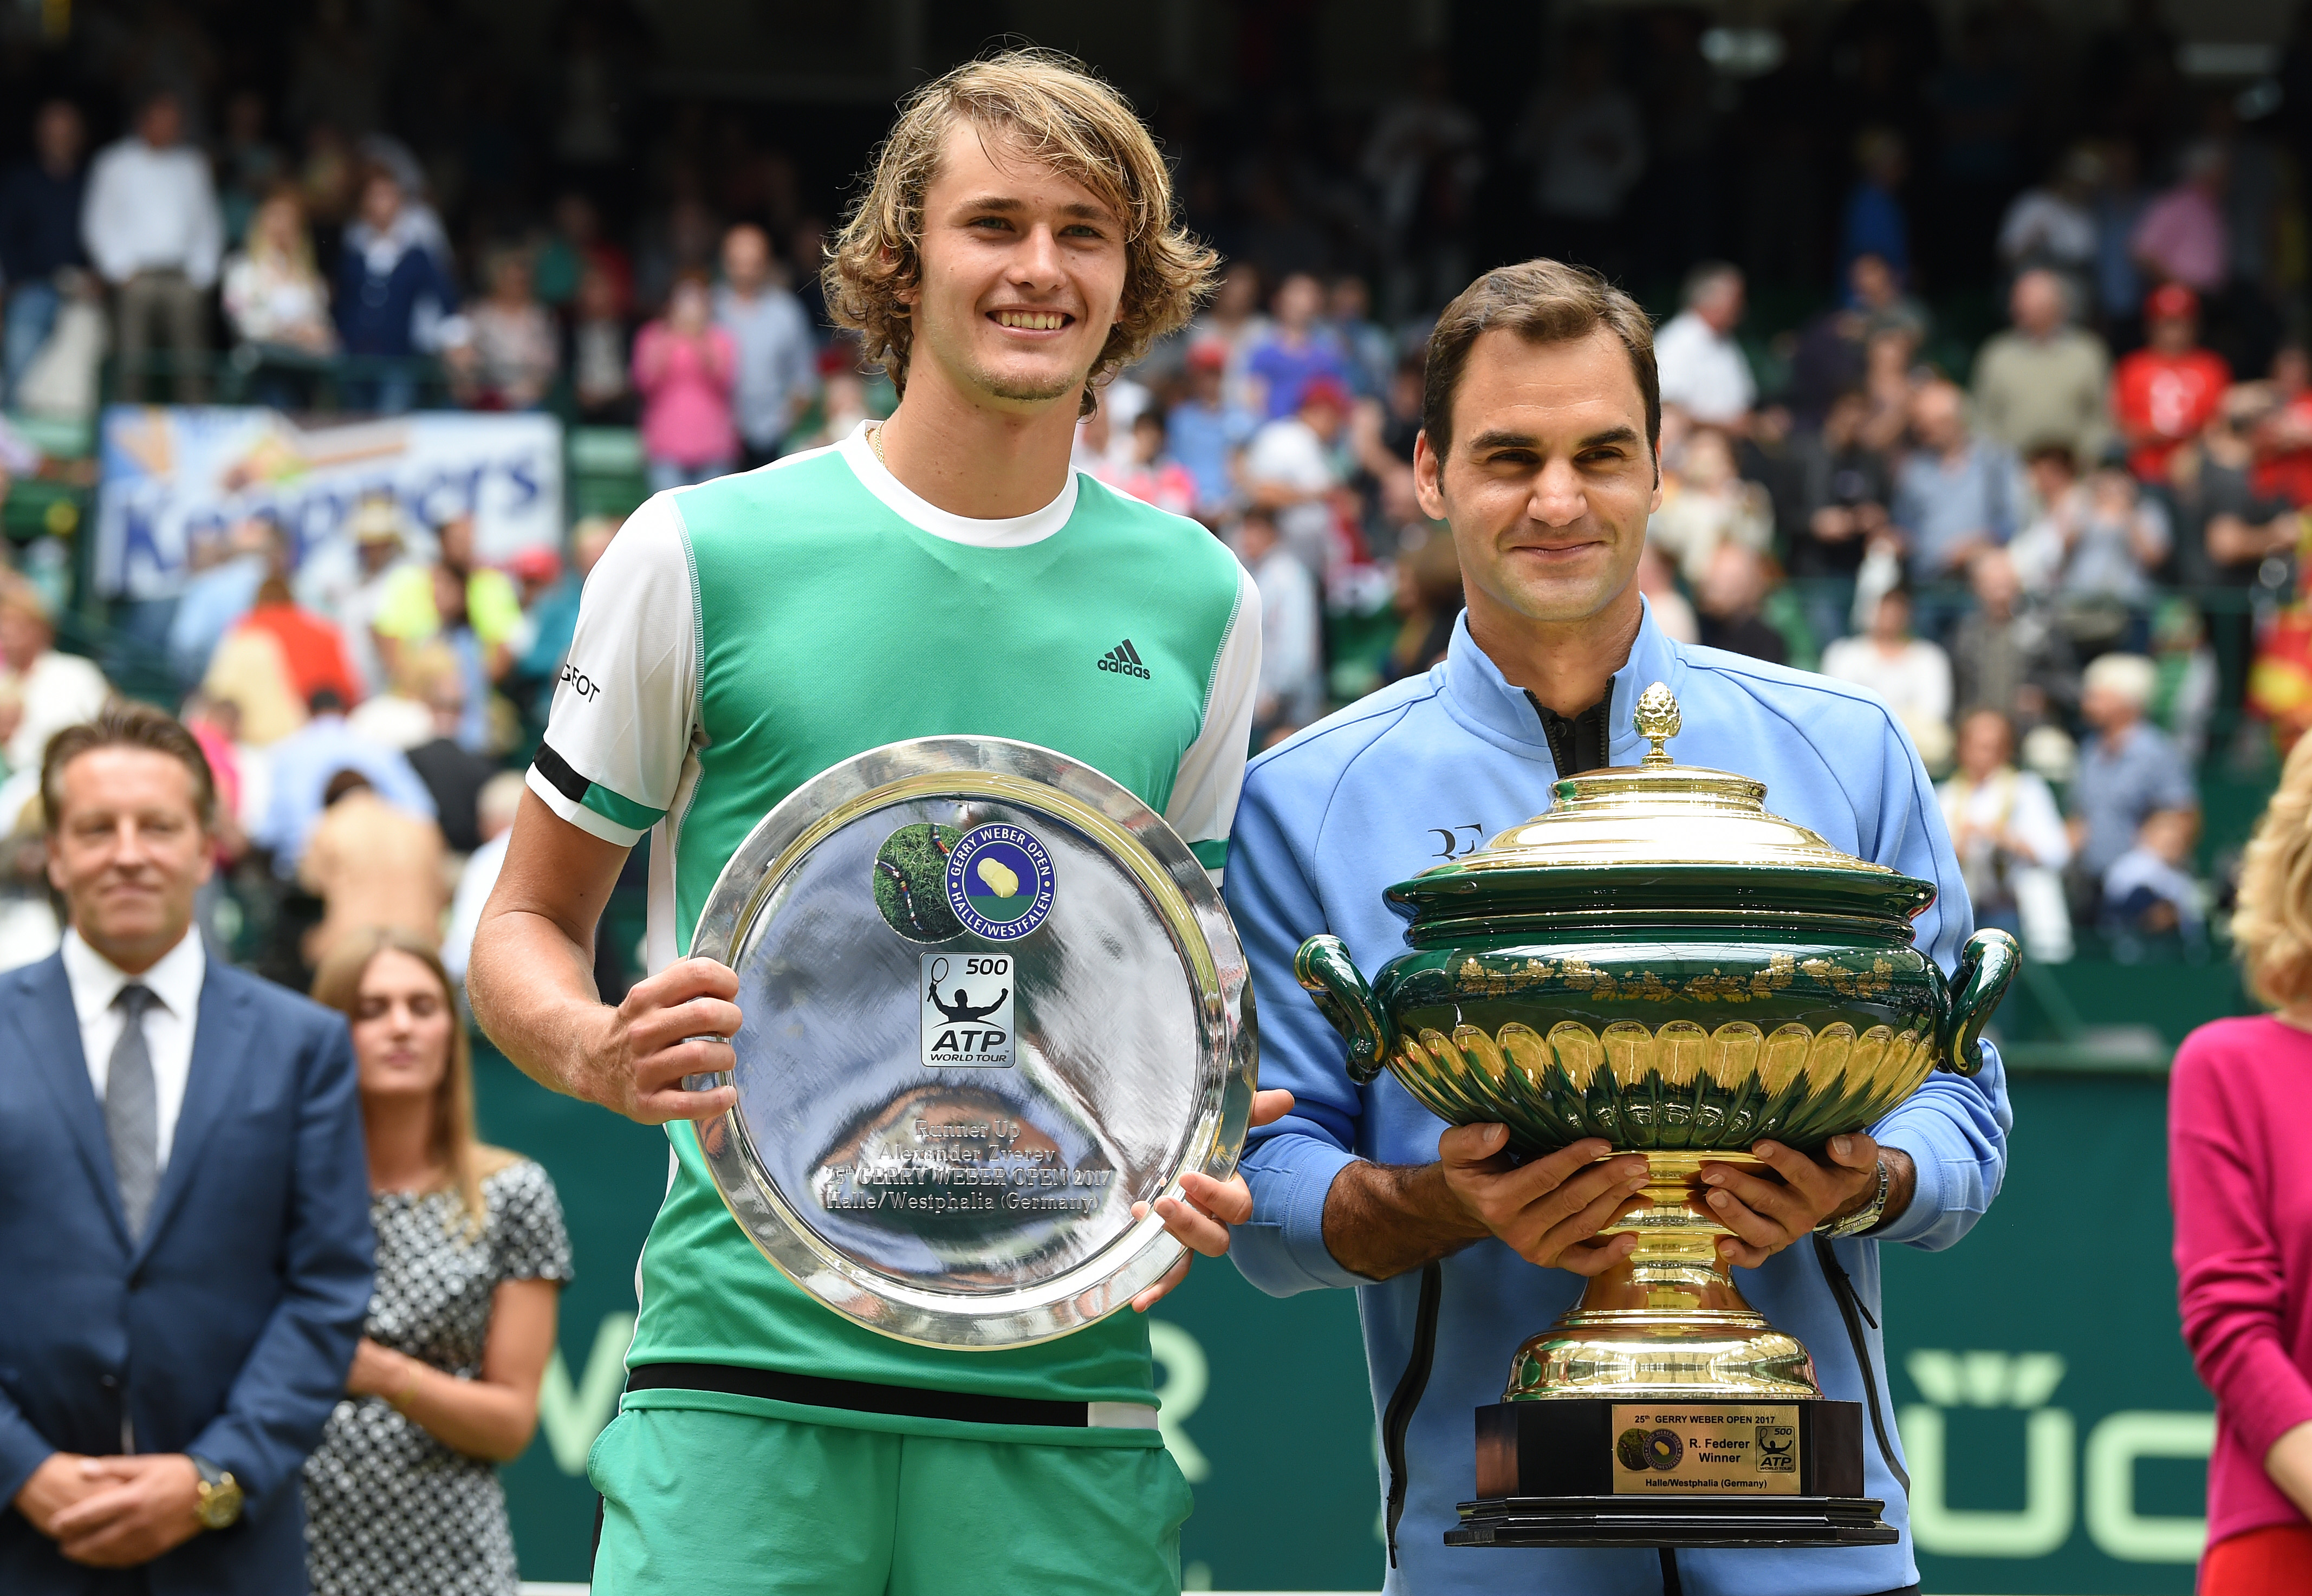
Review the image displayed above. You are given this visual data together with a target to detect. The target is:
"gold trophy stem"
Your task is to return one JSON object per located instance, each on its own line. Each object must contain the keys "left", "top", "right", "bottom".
{"left": 1502, "top": 1152, "right": 1825, "bottom": 1402}
{"left": 1588, "top": 1152, "right": 1763, "bottom": 1313}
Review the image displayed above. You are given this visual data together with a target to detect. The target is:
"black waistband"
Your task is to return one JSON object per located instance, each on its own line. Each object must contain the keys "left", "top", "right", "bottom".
{"left": 625, "top": 1362, "right": 1092, "bottom": 1428}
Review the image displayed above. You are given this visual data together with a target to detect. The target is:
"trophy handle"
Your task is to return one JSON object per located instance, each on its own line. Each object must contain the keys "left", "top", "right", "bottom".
{"left": 1295, "top": 935, "right": 1397, "bottom": 1084}
{"left": 1940, "top": 927, "right": 2020, "bottom": 1077}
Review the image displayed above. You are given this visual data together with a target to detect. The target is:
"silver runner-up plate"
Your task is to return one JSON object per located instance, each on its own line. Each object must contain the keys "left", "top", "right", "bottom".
{"left": 686, "top": 737, "right": 1258, "bottom": 1348}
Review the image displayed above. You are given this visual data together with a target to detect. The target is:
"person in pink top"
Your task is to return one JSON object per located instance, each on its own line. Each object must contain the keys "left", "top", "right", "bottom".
{"left": 632, "top": 271, "right": 738, "bottom": 492}
{"left": 2172, "top": 729, "right": 2312, "bottom": 1594}
{"left": 2131, "top": 141, "right": 2229, "bottom": 294}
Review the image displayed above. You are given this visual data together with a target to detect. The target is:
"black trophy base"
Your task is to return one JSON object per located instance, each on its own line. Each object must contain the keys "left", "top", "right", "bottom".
{"left": 1449, "top": 1492, "right": 1897, "bottom": 1549}
{"left": 1448, "top": 1396, "right": 1898, "bottom": 1549}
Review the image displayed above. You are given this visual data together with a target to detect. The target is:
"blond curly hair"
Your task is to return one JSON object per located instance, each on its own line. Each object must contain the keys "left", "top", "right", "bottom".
{"left": 823, "top": 49, "right": 1217, "bottom": 417}
{"left": 2233, "top": 731, "right": 2312, "bottom": 1005}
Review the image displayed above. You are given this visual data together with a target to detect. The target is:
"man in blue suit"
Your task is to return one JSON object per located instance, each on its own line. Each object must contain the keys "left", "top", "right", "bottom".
{"left": 0, "top": 703, "right": 373, "bottom": 1593}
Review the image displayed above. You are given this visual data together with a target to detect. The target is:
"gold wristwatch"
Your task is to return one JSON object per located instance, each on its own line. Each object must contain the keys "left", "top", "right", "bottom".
{"left": 189, "top": 1455, "right": 243, "bottom": 1529}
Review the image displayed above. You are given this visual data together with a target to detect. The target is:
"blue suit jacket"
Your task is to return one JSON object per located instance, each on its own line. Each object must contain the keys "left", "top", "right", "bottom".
{"left": 0, "top": 953, "right": 374, "bottom": 1595}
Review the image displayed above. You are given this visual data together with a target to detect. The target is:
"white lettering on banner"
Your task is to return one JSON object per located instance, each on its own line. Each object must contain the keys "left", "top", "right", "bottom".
{"left": 1147, "top": 1321, "right": 1212, "bottom": 1483}
{"left": 93, "top": 406, "right": 564, "bottom": 599}
{"left": 1903, "top": 1404, "right": 2078, "bottom": 1558}
{"left": 1899, "top": 1348, "right": 2214, "bottom": 1565}
{"left": 1907, "top": 1347, "right": 2068, "bottom": 1408}
{"left": 2083, "top": 1411, "right": 2215, "bottom": 1563}
{"left": 536, "top": 1312, "right": 635, "bottom": 1475}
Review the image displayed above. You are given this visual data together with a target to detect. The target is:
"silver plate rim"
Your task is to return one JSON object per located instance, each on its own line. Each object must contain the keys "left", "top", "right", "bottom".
{"left": 687, "top": 735, "right": 1256, "bottom": 1348}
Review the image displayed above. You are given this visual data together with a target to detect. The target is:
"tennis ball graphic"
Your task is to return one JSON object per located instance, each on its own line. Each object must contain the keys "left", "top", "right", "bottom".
{"left": 976, "top": 857, "right": 1020, "bottom": 899}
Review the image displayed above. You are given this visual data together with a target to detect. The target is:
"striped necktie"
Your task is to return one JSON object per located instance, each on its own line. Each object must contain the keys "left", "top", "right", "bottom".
{"left": 105, "top": 984, "right": 160, "bottom": 1239}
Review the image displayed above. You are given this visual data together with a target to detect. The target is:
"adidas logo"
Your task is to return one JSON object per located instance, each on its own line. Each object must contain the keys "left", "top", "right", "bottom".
{"left": 1097, "top": 639, "right": 1151, "bottom": 679}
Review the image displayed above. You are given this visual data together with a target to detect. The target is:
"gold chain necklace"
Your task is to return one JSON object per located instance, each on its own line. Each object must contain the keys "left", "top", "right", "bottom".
{"left": 868, "top": 421, "right": 886, "bottom": 466}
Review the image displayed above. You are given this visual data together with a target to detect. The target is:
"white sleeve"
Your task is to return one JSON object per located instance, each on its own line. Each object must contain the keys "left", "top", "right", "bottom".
{"left": 1260, "top": 556, "right": 1321, "bottom": 700}
{"left": 80, "top": 150, "right": 130, "bottom": 283}
{"left": 778, "top": 297, "right": 819, "bottom": 407}
{"left": 1653, "top": 319, "right": 1694, "bottom": 408}
{"left": 185, "top": 159, "right": 224, "bottom": 289}
{"left": 2014, "top": 775, "right": 2073, "bottom": 871}
{"left": 1920, "top": 643, "right": 1954, "bottom": 726}
{"left": 1164, "top": 561, "right": 1262, "bottom": 884}
{"left": 1242, "top": 425, "right": 1283, "bottom": 483}
{"left": 440, "top": 839, "right": 506, "bottom": 984}
{"left": 525, "top": 494, "right": 698, "bottom": 848}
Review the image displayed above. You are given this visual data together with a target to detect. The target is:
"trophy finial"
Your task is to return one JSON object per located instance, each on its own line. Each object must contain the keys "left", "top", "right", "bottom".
{"left": 1634, "top": 682, "right": 1680, "bottom": 768}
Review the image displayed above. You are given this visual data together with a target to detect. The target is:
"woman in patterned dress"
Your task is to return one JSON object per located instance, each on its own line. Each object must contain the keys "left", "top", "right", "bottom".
{"left": 302, "top": 929, "right": 570, "bottom": 1595}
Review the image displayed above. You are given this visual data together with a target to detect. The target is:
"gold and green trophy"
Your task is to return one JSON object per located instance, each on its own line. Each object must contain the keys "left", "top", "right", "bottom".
{"left": 1296, "top": 685, "right": 2017, "bottom": 1548}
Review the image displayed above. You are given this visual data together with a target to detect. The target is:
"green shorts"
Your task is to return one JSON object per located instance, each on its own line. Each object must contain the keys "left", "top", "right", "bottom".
{"left": 588, "top": 1400, "right": 1194, "bottom": 1595}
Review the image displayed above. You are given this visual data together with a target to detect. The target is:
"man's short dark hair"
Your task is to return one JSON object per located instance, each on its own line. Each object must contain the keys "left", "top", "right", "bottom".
{"left": 1421, "top": 258, "right": 1659, "bottom": 462}
{"left": 41, "top": 702, "right": 217, "bottom": 834}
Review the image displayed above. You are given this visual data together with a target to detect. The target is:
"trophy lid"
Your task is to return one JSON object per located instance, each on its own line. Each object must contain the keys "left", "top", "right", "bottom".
{"left": 1462, "top": 681, "right": 1893, "bottom": 874}
{"left": 1387, "top": 683, "right": 1936, "bottom": 928}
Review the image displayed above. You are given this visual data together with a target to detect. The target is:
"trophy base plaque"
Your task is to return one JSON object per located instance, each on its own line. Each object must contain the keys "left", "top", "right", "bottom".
{"left": 1446, "top": 1397, "right": 1897, "bottom": 1549}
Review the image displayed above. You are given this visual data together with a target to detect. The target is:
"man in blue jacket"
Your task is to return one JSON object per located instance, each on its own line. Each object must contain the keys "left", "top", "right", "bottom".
{"left": 1, "top": 703, "right": 373, "bottom": 1593}
{"left": 1224, "top": 259, "right": 2008, "bottom": 1596}
{"left": 335, "top": 169, "right": 458, "bottom": 414}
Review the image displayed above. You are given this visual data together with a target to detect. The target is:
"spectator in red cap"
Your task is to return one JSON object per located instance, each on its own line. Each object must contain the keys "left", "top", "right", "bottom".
{"left": 1167, "top": 339, "right": 1259, "bottom": 522}
{"left": 2114, "top": 283, "right": 2230, "bottom": 483}
{"left": 504, "top": 546, "right": 561, "bottom": 602}
{"left": 1244, "top": 373, "right": 1353, "bottom": 576}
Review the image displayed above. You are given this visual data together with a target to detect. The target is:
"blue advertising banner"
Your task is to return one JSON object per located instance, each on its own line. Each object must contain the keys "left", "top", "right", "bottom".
{"left": 93, "top": 406, "right": 563, "bottom": 599}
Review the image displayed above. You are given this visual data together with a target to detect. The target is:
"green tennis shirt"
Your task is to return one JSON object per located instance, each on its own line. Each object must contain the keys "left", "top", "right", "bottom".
{"left": 527, "top": 423, "right": 1261, "bottom": 1424}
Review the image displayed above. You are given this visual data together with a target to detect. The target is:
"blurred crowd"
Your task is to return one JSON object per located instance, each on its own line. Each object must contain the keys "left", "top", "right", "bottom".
{"left": 10, "top": 1, "right": 2312, "bottom": 969}
{"left": 1096, "top": 245, "right": 2278, "bottom": 969}
{"left": 0, "top": 494, "right": 615, "bottom": 992}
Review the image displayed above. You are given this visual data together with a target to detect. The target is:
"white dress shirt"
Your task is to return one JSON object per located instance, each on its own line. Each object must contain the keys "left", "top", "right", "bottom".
{"left": 1938, "top": 767, "right": 2072, "bottom": 872}
{"left": 61, "top": 925, "right": 206, "bottom": 1172}
{"left": 1653, "top": 308, "right": 1757, "bottom": 426}
{"left": 4, "top": 646, "right": 111, "bottom": 773}
{"left": 1250, "top": 544, "right": 1322, "bottom": 724}
{"left": 1819, "top": 635, "right": 1956, "bottom": 730}
{"left": 79, "top": 137, "right": 225, "bottom": 289}
{"left": 1243, "top": 415, "right": 1338, "bottom": 574}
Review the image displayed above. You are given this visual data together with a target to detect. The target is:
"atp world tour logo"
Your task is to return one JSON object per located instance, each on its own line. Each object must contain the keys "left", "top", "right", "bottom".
{"left": 921, "top": 953, "right": 1016, "bottom": 1067}
{"left": 944, "top": 823, "right": 1056, "bottom": 941}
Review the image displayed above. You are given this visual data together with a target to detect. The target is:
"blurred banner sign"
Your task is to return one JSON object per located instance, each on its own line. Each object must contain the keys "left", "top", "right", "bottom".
{"left": 94, "top": 406, "right": 564, "bottom": 599}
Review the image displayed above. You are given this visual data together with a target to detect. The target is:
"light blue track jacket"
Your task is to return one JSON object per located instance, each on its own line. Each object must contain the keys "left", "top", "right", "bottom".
{"left": 1224, "top": 604, "right": 2011, "bottom": 1596}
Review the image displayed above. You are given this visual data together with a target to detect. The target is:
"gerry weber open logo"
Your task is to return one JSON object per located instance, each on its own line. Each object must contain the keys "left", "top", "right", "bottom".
{"left": 1097, "top": 639, "right": 1151, "bottom": 679}
{"left": 943, "top": 824, "right": 1056, "bottom": 942}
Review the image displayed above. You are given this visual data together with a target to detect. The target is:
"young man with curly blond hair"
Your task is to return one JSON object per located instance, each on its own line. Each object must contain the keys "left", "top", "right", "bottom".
{"left": 469, "top": 50, "right": 1273, "bottom": 1594}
